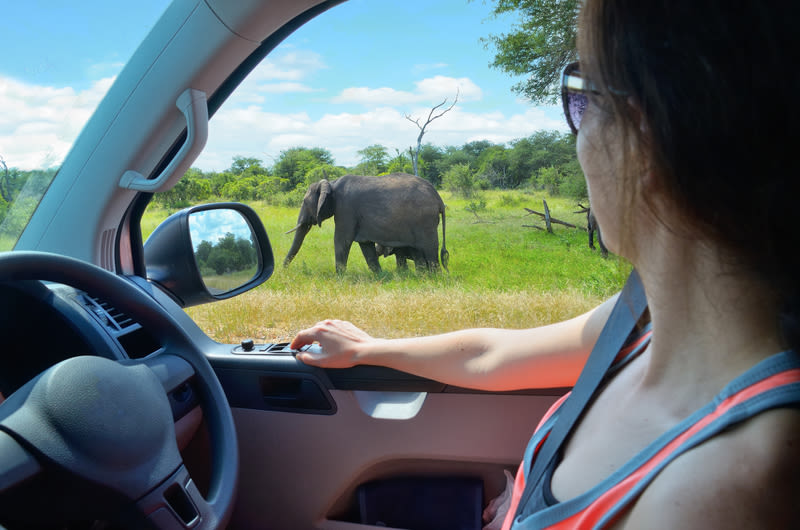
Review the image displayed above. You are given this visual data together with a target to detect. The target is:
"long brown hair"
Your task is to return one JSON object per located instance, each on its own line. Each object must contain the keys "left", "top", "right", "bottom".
{"left": 577, "top": 0, "right": 800, "bottom": 346}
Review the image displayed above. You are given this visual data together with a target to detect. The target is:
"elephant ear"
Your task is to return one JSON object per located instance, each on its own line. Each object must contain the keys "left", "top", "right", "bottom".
{"left": 316, "top": 179, "right": 332, "bottom": 226}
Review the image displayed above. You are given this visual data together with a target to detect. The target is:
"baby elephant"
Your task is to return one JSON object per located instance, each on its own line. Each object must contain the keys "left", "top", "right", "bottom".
{"left": 284, "top": 173, "right": 449, "bottom": 273}
{"left": 375, "top": 243, "right": 418, "bottom": 270}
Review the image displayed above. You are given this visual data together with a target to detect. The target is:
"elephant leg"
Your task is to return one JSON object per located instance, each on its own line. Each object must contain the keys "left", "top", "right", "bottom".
{"left": 420, "top": 245, "right": 440, "bottom": 272}
{"left": 597, "top": 229, "right": 609, "bottom": 258}
{"left": 411, "top": 248, "right": 429, "bottom": 272}
{"left": 358, "top": 242, "right": 382, "bottom": 273}
{"left": 395, "top": 254, "right": 408, "bottom": 270}
{"left": 334, "top": 234, "right": 352, "bottom": 274}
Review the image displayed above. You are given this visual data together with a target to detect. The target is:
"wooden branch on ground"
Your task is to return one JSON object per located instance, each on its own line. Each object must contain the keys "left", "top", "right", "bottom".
{"left": 524, "top": 199, "right": 578, "bottom": 233}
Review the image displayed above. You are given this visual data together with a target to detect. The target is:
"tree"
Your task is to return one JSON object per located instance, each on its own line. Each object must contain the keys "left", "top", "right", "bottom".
{"left": 405, "top": 91, "right": 459, "bottom": 176}
{"left": 356, "top": 144, "right": 390, "bottom": 175}
{"left": 417, "top": 144, "right": 446, "bottom": 187}
{"left": 303, "top": 164, "right": 346, "bottom": 187}
{"left": 272, "top": 147, "right": 335, "bottom": 190}
{"left": 477, "top": 145, "right": 512, "bottom": 188}
{"left": 154, "top": 168, "right": 212, "bottom": 207}
{"left": 535, "top": 165, "right": 563, "bottom": 195}
{"left": 0, "top": 155, "right": 10, "bottom": 203}
{"left": 386, "top": 149, "right": 413, "bottom": 175}
{"left": 230, "top": 156, "right": 267, "bottom": 176}
{"left": 481, "top": 0, "right": 579, "bottom": 103}
{"left": 461, "top": 140, "right": 494, "bottom": 162}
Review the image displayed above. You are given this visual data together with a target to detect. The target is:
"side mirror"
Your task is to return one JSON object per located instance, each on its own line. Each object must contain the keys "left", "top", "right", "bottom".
{"left": 144, "top": 203, "right": 274, "bottom": 307}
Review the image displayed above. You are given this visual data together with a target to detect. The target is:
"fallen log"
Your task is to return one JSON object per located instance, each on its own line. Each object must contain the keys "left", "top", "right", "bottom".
{"left": 524, "top": 199, "right": 579, "bottom": 233}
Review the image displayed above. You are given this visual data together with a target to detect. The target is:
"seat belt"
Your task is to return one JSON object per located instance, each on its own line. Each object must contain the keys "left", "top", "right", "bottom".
{"left": 516, "top": 269, "right": 648, "bottom": 519}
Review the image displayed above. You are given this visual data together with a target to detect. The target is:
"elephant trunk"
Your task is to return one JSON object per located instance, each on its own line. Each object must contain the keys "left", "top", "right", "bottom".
{"left": 283, "top": 223, "right": 312, "bottom": 267}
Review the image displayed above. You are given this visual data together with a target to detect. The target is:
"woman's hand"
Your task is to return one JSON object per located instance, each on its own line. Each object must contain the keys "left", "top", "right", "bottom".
{"left": 290, "top": 319, "right": 377, "bottom": 368}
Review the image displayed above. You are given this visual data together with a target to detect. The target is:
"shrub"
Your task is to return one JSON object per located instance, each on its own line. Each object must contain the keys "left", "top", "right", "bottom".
{"left": 442, "top": 163, "right": 477, "bottom": 198}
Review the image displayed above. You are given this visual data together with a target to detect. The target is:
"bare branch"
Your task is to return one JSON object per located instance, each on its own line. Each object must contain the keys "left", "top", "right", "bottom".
{"left": 405, "top": 89, "right": 460, "bottom": 176}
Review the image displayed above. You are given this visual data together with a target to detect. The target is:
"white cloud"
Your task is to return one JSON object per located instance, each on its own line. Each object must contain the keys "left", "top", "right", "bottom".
{"left": 2, "top": 65, "right": 568, "bottom": 175}
{"left": 225, "top": 50, "right": 326, "bottom": 107}
{"left": 0, "top": 75, "right": 113, "bottom": 169}
{"left": 332, "top": 75, "right": 481, "bottom": 106}
{"left": 196, "top": 96, "right": 567, "bottom": 171}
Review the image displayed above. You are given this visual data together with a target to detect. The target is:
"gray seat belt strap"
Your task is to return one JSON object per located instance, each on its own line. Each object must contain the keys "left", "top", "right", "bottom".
{"left": 516, "top": 269, "right": 647, "bottom": 519}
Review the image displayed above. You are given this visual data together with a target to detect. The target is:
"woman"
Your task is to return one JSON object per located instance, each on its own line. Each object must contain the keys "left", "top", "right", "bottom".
{"left": 292, "top": 0, "right": 800, "bottom": 527}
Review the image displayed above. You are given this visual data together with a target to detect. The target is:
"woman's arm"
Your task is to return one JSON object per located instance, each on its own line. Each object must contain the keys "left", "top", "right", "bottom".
{"left": 290, "top": 293, "right": 619, "bottom": 391}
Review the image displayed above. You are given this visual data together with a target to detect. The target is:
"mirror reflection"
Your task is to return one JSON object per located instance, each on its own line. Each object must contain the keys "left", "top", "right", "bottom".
{"left": 189, "top": 209, "right": 259, "bottom": 295}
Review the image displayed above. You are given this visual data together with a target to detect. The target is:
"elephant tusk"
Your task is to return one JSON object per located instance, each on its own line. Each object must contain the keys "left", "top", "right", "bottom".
{"left": 285, "top": 223, "right": 302, "bottom": 235}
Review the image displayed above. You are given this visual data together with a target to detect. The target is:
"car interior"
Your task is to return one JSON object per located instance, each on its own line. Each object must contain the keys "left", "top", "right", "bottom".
{"left": 0, "top": 1, "right": 570, "bottom": 528}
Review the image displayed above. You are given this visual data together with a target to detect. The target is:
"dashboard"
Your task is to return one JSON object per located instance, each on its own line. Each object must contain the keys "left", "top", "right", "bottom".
{"left": 0, "top": 280, "right": 187, "bottom": 413}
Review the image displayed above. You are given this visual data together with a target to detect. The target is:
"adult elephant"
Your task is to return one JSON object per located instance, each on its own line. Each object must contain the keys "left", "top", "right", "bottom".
{"left": 284, "top": 173, "right": 448, "bottom": 273}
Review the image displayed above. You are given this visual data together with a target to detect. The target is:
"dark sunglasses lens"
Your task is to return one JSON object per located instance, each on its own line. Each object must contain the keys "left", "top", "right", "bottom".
{"left": 568, "top": 91, "right": 588, "bottom": 132}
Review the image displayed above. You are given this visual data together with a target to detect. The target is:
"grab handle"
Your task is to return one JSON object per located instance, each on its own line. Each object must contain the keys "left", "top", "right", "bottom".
{"left": 119, "top": 88, "right": 208, "bottom": 192}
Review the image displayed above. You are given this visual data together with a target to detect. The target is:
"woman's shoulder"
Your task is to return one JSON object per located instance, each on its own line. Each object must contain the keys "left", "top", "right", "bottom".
{"left": 619, "top": 407, "right": 800, "bottom": 528}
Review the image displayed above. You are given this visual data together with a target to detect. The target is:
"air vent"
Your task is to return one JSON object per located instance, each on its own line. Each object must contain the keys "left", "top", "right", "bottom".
{"left": 84, "top": 295, "right": 137, "bottom": 332}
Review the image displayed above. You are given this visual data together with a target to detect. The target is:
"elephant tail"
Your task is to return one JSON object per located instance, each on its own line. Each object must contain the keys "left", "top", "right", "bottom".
{"left": 440, "top": 204, "right": 449, "bottom": 271}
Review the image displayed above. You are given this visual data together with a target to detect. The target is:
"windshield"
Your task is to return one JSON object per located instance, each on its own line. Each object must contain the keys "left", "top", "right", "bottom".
{"left": 0, "top": 0, "right": 170, "bottom": 250}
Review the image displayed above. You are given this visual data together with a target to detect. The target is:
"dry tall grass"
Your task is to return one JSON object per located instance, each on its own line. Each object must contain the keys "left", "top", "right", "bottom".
{"left": 186, "top": 282, "right": 605, "bottom": 344}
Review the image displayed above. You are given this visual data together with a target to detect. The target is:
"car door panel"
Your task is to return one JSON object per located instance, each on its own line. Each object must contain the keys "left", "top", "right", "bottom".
{"left": 205, "top": 351, "right": 563, "bottom": 529}
{"left": 228, "top": 390, "right": 561, "bottom": 529}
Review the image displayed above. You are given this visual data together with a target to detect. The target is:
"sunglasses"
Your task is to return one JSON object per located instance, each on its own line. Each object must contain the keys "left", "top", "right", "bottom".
{"left": 561, "top": 61, "right": 592, "bottom": 135}
{"left": 561, "top": 61, "right": 629, "bottom": 135}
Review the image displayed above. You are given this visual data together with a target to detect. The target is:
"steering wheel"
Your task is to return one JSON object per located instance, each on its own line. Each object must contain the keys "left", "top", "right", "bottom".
{"left": 0, "top": 252, "right": 237, "bottom": 529}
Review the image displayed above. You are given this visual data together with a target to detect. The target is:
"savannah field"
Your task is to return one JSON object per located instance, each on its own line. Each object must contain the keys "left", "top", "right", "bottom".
{"left": 142, "top": 189, "right": 630, "bottom": 344}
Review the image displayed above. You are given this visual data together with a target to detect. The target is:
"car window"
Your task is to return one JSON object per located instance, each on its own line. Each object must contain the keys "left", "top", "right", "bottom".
{"left": 142, "top": 0, "right": 627, "bottom": 344}
{"left": 0, "top": 0, "right": 170, "bottom": 251}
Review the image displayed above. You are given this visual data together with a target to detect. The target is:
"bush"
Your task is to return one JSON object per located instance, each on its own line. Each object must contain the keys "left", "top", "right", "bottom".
{"left": 560, "top": 171, "right": 588, "bottom": 199}
{"left": 442, "top": 163, "right": 477, "bottom": 198}
{"left": 465, "top": 196, "right": 487, "bottom": 214}
{"left": 274, "top": 187, "right": 306, "bottom": 208}
{"left": 534, "top": 166, "right": 562, "bottom": 195}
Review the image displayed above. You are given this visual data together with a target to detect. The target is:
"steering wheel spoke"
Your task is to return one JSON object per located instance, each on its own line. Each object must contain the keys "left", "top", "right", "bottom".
{"left": 0, "top": 430, "right": 41, "bottom": 494}
{"left": 141, "top": 354, "right": 197, "bottom": 394}
{"left": 138, "top": 465, "right": 221, "bottom": 530}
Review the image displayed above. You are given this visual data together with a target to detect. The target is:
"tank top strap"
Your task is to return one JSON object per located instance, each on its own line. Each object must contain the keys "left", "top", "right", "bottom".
{"left": 512, "top": 349, "right": 800, "bottom": 530}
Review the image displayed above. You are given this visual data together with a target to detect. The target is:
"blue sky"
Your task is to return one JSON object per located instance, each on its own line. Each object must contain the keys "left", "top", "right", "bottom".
{"left": 1, "top": 0, "right": 567, "bottom": 171}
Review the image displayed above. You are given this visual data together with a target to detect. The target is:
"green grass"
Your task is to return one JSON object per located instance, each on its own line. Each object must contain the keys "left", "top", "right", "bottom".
{"left": 143, "top": 190, "right": 629, "bottom": 343}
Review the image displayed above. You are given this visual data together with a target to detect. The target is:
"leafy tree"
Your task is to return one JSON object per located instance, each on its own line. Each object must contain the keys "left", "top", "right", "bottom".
{"left": 481, "top": 0, "right": 579, "bottom": 103}
{"left": 220, "top": 177, "right": 259, "bottom": 201}
{"left": 477, "top": 145, "right": 513, "bottom": 188}
{"left": 438, "top": 146, "right": 474, "bottom": 177}
{"left": 230, "top": 156, "right": 266, "bottom": 176}
{"left": 303, "top": 164, "right": 346, "bottom": 187}
{"left": 196, "top": 232, "right": 257, "bottom": 275}
{"left": 386, "top": 149, "right": 413, "bottom": 175}
{"left": 535, "top": 165, "right": 563, "bottom": 195}
{"left": 356, "top": 144, "right": 390, "bottom": 175}
{"left": 461, "top": 140, "right": 495, "bottom": 162}
{"left": 272, "top": 147, "right": 335, "bottom": 191}
{"left": 558, "top": 158, "right": 587, "bottom": 199}
{"left": 155, "top": 168, "right": 212, "bottom": 207}
{"left": 417, "top": 144, "right": 445, "bottom": 187}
